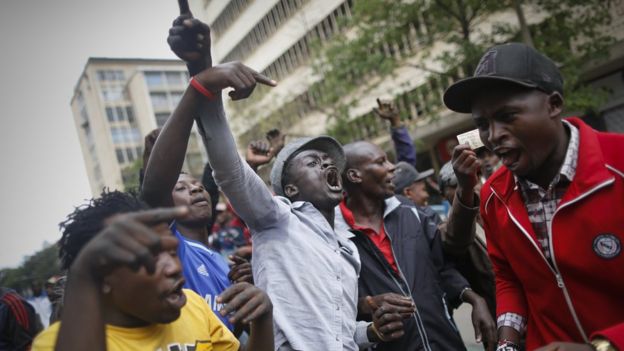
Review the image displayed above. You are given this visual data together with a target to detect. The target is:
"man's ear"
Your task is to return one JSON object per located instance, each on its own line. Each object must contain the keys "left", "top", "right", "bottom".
{"left": 345, "top": 168, "right": 361, "bottom": 184}
{"left": 547, "top": 92, "right": 564, "bottom": 118}
{"left": 284, "top": 184, "right": 299, "bottom": 199}
{"left": 402, "top": 187, "right": 411, "bottom": 198}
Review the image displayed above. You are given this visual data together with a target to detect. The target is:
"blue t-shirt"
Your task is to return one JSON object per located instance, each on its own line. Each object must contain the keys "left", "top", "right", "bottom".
{"left": 172, "top": 224, "right": 233, "bottom": 330}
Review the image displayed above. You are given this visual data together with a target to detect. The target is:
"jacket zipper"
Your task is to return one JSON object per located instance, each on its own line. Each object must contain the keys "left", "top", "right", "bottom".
{"left": 381, "top": 222, "right": 434, "bottom": 351}
{"left": 491, "top": 178, "right": 613, "bottom": 342}
{"left": 361, "top": 229, "right": 433, "bottom": 351}
{"left": 547, "top": 178, "right": 614, "bottom": 342}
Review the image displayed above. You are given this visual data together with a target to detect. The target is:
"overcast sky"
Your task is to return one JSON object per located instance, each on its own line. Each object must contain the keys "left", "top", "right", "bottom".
{"left": 0, "top": 0, "right": 181, "bottom": 268}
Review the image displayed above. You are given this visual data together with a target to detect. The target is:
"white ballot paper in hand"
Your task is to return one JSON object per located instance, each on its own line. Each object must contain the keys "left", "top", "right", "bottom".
{"left": 457, "top": 129, "right": 485, "bottom": 150}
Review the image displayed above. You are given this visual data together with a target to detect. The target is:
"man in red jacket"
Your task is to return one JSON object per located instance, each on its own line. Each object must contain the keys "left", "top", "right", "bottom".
{"left": 443, "top": 42, "right": 624, "bottom": 351}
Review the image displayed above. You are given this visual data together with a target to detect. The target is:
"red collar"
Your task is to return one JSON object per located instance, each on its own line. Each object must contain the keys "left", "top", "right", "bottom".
{"left": 339, "top": 199, "right": 384, "bottom": 235}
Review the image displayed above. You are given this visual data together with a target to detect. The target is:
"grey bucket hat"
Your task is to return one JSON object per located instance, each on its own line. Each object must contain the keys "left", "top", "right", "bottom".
{"left": 438, "top": 161, "right": 458, "bottom": 193}
{"left": 270, "top": 136, "right": 346, "bottom": 197}
{"left": 392, "top": 161, "right": 434, "bottom": 194}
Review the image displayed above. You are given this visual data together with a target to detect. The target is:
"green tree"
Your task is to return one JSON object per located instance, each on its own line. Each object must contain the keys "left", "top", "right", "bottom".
{"left": 312, "top": 0, "right": 615, "bottom": 141}
{"left": 0, "top": 244, "right": 61, "bottom": 293}
{"left": 121, "top": 159, "right": 143, "bottom": 192}
{"left": 519, "top": 0, "right": 614, "bottom": 114}
{"left": 312, "top": 0, "right": 503, "bottom": 140}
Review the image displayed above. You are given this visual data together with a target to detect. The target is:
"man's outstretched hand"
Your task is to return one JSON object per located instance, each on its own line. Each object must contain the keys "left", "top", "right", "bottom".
{"left": 373, "top": 98, "right": 402, "bottom": 128}
{"left": 246, "top": 140, "right": 273, "bottom": 170}
{"left": 168, "top": 0, "right": 212, "bottom": 75}
{"left": 194, "top": 61, "right": 277, "bottom": 100}
{"left": 266, "top": 129, "right": 286, "bottom": 157}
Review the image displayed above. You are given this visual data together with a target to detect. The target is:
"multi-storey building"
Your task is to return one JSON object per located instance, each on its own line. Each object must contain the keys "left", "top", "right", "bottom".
{"left": 189, "top": 0, "right": 624, "bottom": 172}
{"left": 70, "top": 58, "right": 207, "bottom": 195}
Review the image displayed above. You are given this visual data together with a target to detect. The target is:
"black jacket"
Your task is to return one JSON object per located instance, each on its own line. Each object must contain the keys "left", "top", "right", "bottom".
{"left": 336, "top": 196, "right": 468, "bottom": 351}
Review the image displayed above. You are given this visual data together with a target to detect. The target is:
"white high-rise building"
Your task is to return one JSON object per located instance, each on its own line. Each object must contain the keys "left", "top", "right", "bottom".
{"left": 71, "top": 58, "right": 207, "bottom": 195}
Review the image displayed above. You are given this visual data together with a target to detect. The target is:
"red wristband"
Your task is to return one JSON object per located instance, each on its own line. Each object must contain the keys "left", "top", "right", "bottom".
{"left": 190, "top": 77, "right": 216, "bottom": 100}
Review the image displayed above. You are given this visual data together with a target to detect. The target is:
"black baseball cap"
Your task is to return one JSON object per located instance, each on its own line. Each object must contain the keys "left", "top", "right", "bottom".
{"left": 443, "top": 43, "right": 563, "bottom": 113}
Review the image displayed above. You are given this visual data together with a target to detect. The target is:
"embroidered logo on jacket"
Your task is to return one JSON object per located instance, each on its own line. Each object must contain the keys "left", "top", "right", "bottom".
{"left": 197, "top": 264, "right": 210, "bottom": 277}
{"left": 592, "top": 234, "right": 621, "bottom": 259}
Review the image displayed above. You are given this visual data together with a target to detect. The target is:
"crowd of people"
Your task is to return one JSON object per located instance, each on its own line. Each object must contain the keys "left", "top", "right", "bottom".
{"left": 2, "top": 2, "right": 623, "bottom": 351}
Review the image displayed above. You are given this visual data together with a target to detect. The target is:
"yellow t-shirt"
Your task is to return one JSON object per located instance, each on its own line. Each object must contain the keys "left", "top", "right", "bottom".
{"left": 32, "top": 289, "right": 239, "bottom": 351}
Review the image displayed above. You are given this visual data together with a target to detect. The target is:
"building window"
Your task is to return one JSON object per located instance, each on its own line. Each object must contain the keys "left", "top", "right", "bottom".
{"left": 155, "top": 112, "right": 170, "bottom": 127}
{"left": 116, "top": 148, "right": 125, "bottom": 163}
{"left": 170, "top": 92, "right": 183, "bottom": 107}
{"left": 126, "top": 147, "right": 135, "bottom": 162}
{"left": 125, "top": 127, "right": 142, "bottom": 143}
{"left": 131, "top": 127, "right": 142, "bottom": 142}
{"left": 111, "top": 126, "right": 141, "bottom": 144}
{"left": 166, "top": 71, "right": 184, "bottom": 86}
{"left": 106, "top": 105, "right": 134, "bottom": 123}
{"left": 210, "top": 0, "right": 253, "bottom": 38}
{"left": 111, "top": 127, "right": 124, "bottom": 143}
{"left": 256, "top": 1, "right": 354, "bottom": 81}
{"left": 126, "top": 107, "right": 135, "bottom": 122}
{"left": 150, "top": 92, "right": 169, "bottom": 111}
{"left": 220, "top": 0, "right": 310, "bottom": 63}
{"left": 101, "top": 86, "right": 124, "bottom": 102}
{"left": 97, "top": 70, "right": 125, "bottom": 81}
{"left": 145, "top": 72, "right": 164, "bottom": 87}
{"left": 106, "top": 107, "right": 115, "bottom": 122}
{"left": 116, "top": 106, "right": 125, "bottom": 122}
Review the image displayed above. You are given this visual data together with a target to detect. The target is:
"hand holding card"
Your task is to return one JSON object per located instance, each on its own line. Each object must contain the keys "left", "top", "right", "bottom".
{"left": 457, "top": 129, "right": 484, "bottom": 150}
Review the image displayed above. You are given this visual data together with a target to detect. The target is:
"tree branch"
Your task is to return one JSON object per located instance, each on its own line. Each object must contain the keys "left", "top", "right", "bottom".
{"left": 407, "top": 64, "right": 447, "bottom": 76}
{"left": 433, "top": 0, "right": 463, "bottom": 22}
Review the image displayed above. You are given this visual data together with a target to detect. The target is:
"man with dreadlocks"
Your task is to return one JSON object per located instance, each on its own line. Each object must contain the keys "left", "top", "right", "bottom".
{"left": 32, "top": 190, "right": 274, "bottom": 351}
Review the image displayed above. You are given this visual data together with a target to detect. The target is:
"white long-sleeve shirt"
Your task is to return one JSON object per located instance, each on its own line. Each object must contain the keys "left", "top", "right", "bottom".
{"left": 196, "top": 97, "right": 370, "bottom": 350}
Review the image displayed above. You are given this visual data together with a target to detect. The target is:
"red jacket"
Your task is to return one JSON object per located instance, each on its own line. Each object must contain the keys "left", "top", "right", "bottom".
{"left": 480, "top": 118, "right": 624, "bottom": 350}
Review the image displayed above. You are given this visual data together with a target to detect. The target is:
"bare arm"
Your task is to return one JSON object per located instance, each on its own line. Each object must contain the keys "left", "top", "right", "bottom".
{"left": 142, "top": 3, "right": 213, "bottom": 208}
{"left": 142, "top": 86, "right": 201, "bottom": 208}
